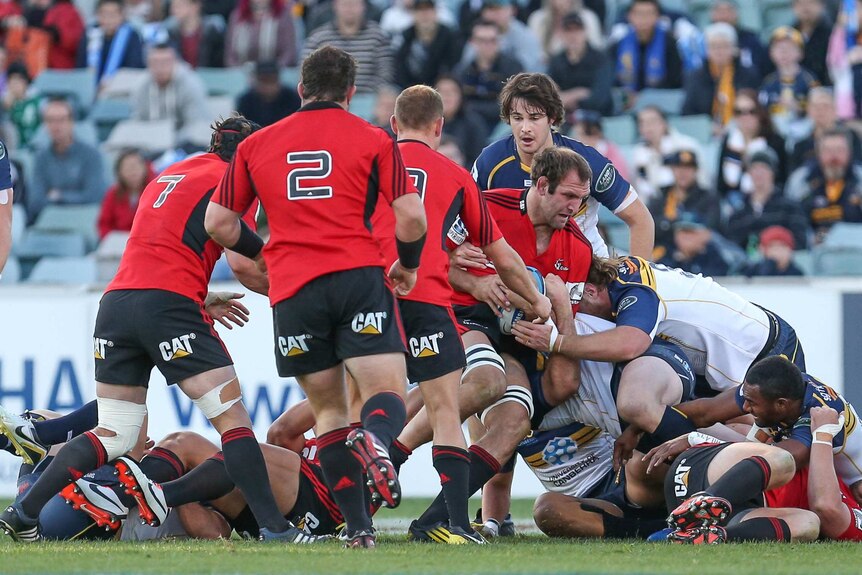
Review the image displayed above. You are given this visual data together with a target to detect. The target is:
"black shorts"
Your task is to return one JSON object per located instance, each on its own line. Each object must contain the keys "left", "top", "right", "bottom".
{"left": 273, "top": 267, "right": 406, "bottom": 377}
{"left": 289, "top": 459, "right": 345, "bottom": 536}
{"left": 584, "top": 468, "right": 667, "bottom": 539}
{"left": 94, "top": 290, "right": 233, "bottom": 387}
{"left": 400, "top": 300, "right": 465, "bottom": 384}
{"left": 664, "top": 444, "right": 763, "bottom": 515}
{"left": 453, "top": 303, "right": 502, "bottom": 347}
{"left": 610, "top": 338, "right": 696, "bottom": 402}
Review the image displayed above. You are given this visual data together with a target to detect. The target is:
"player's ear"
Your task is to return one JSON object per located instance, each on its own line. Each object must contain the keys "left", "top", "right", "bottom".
{"left": 346, "top": 85, "right": 357, "bottom": 105}
{"left": 390, "top": 114, "right": 398, "bottom": 135}
{"left": 297, "top": 82, "right": 306, "bottom": 101}
{"left": 536, "top": 175, "right": 549, "bottom": 195}
{"left": 435, "top": 116, "right": 444, "bottom": 137}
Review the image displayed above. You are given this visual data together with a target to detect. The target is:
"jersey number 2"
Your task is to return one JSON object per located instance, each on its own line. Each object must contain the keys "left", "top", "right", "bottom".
{"left": 287, "top": 151, "right": 332, "bottom": 200}
{"left": 152, "top": 175, "right": 185, "bottom": 208}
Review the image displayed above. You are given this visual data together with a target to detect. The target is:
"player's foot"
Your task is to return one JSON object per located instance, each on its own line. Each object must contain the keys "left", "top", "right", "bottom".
{"left": 669, "top": 525, "right": 727, "bottom": 545}
{"left": 472, "top": 509, "right": 516, "bottom": 538}
{"left": 259, "top": 525, "right": 329, "bottom": 543}
{"left": 446, "top": 525, "right": 487, "bottom": 545}
{"left": 343, "top": 528, "right": 376, "bottom": 549}
{"left": 114, "top": 456, "right": 168, "bottom": 527}
{"left": 668, "top": 492, "right": 732, "bottom": 530}
{"left": 408, "top": 520, "right": 453, "bottom": 543}
{"left": 646, "top": 527, "right": 674, "bottom": 542}
{"left": 0, "top": 504, "right": 41, "bottom": 542}
{"left": 345, "top": 428, "right": 401, "bottom": 509}
{"left": 60, "top": 479, "right": 127, "bottom": 532}
{"left": 0, "top": 404, "right": 47, "bottom": 465}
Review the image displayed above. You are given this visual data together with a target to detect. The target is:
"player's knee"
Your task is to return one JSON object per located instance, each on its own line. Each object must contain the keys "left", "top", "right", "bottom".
{"left": 462, "top": 344, "right": 507, "bottom": 405}
{"left": 533, "top": 493, "right": 581, "bottom": 537}
{"left": 768, "top": 449, "right": 797, "bottom": 484}
{"left": 94, "top": 397, "right": 147, "bottom": 460}
{"left": 156, "top": 431, "right": 207, "bottom": 461}
{"left": 790, "top": 510, "right": 821, "bottom": 542}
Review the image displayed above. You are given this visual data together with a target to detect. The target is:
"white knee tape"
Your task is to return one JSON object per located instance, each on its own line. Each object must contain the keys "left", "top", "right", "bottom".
{"left": 193, "top": 379, "right": 243, "bottom": 420}
{"left": 95, "top": 397, "right": 148, "bottom": 460}
{"left": 463, "top": 344, "right": 505, "bottom": 379}
{"left": 480, "top": 385, "right": 534, "bottom": 425}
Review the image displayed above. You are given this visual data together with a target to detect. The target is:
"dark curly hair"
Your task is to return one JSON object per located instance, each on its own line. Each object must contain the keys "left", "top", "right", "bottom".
{"left": 209, "top": 114, "right": 261, "bottom": 162}
{"left": 499, "top": 73, "right": 566, "bottom": 128}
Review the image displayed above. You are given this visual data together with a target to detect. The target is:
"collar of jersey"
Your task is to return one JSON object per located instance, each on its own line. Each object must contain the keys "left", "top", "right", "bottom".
{"left": 398, "top": 138, "right": 431, "bottom": 149}
{"left": 298, "top": 101, "right": 343, "bottom": 113}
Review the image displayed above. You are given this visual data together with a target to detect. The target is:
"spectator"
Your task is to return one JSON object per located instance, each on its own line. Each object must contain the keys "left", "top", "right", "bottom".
{"left": 717, "top": 89, "right": 787, "bottom": 199}
{"left": 225, "top": 0, "right": 296, "bottom": 67}
{"left": 124, "top": 0, "right": 166, "bottom": 25}
{"left": 476, "top": 0, "right": 543, "bottom": 72}
{"left": 631, "top": 105, "right": 702, "bottom": 202}
{"left": 203, "top": 0, "right": 238, "bottom": 22}
{"left": 0, "top": 2, "right": 23, "bottom": 45}
{"left": 609, "top": 0, "right": 683, "bottom": 105}
{"left": 97, "top": 148, "right": 152, "bottom": 240}
{"left": 131, "top": 43, "right": 209, "bottom": 135}
{"left": 160, "top": 0, "right": 226, "bottom": 69}
{"left": 547, "top": 12, "right": 613, "bottom": 117}
{"left": 236, "top": 60, "right": 300, "bottom": 127}
{"left": 827, "top": 0, "right": 862, "bottom": 119}
{"left": 7, "top": 0, "right": 84, "bottom": 75}
{"left": 394, "top": 0, "right": 460, "bottom": 88}
{"left": 2, "top": 62, "right": 41, "bottom": 148}
{"left": 438, "top": 134, "right": 465, "bottom": 166}
{"left": 527, "top": 0, "right": 603, "bottom": 59}
{"left": 792, "top": 0, "right": 832, "bottom": 86}
{"left": 789, "top": 86, "right": 862, "bottom": 172}
{"left": 27, "top": 98, "right": 105, "bottom": 221}
{"left": 656, "top": 218, "right": 742, "bottom": 278}
{"left": 648, "top": 149, "right": 721, "bottom": 254}
{"left": 681, "top": 23, "right": 760, "bottom": 129}
{"left": 787, "top": 127, "right": 862, "bottom": 242}
{"left": 371, "top": 84, "right": 397, "bottom": 138}
{"left": 303, "top": 0, "right": 393, "bottom": 93}
{"left": 435, "top": 74, "right": 487, "bottom": 168}
{"left": 77, "top": 0, "right": 145, "bottom": 89}
{"left": 380, "top": 0, "right": 456, "bottom": 38}
{"left": 724, "top": 149, "right": 810, "bottom": 251}
{"left": 570, "top": 109, "right": 630, "bottom": 182}
{"left": 760, "top": 26, "right": 820, "bottom": 138}
{"left": 455, "top": 19, "right": 521, "bottom": 131}
{"left": 709, "top": 0, "right": 768, "bottom": 76}
{"left": 741, "top": 225, "right": 805, "bottom": 277}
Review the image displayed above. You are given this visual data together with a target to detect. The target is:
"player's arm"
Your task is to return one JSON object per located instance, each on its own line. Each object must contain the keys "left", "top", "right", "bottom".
{"left": 0, "top": 186, "right": 11, "bottom": 275}
{"left": 226, "top": 250, "right": 268, "bottom": 296}
{"left": 673, "top": 387, "right": 746, "bottom": 429}
{"left": 614, "top": 191, "right": 655, "bottom": 259}
{"left": 541, "top": 274, "right": 581, "bottom": 404}
{"left": 807, "top": 406, "right": 850, "bottom": 539}
{"left": 482, "top": 238, "right": 551, "bottom": 321}
{"left": 205, "top": 149, "right": 264, "bottom": 265}
{"left": 267, "top": 399, "right": 315, "bottom": 454}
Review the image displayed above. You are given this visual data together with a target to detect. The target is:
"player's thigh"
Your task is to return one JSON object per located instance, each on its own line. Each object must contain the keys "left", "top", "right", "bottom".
{"left": 616, "top": 339, "right": 695, "bottom": 405}
{"left": 664, "top": 444, "right": 731, "bottom": 511}
{"left": 259, "top": 443, "right": 302, "bottom": 515}
{"left": 734, "top": 507, "right": 821, "bottom": 541}
{"left": 296, "top": 364, "right": 349, "bottom": 426}
{"left": 706, "top": 442, "right": 794, "bottom": 486}
{"left": 533, "top": 493, "right": 619, "bottom": 538}
{"left": 93, "top": 290, "right": 156, "bottom": 390}
{"left": 400, "top": 300, "right": 465, "bottom": 387}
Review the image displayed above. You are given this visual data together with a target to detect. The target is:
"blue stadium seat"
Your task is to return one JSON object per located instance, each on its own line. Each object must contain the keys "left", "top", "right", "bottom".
{"left": 669, "top": 115, "right": 713, "bottom": 145}
{"left": 280, "top": 67, "right": 300, "bottom": 91}
{"left": 813, "top": 247, "right": 862, "bottom": 276}
{"left": 597, "top": 204, "right": 630, "bottom": 254}
{"left": 33, "top": 69, "right": 96, "bottom": 115}
{"left": 10, "top": 204, "right": 26, "bottom": 246}
{"left": 32, "top": 204, "right": 102, "bottom": 251}
{"left": 89, "top": 99, "right": 133, "bottom": 142}
{"left": 633, "top": 89, "right": 686, "bottom": 116}
{"left": 349, "top": 93, "right": 377, "bottom": 122}
{"left": 602, "top": 115, "right": 637, "bottom": 146}
{"left": 104, "top": 119, "right": 176, "bottom": 154}
{"left": 792, "top": 250, "right": 813, "bottom": 276}
{"left": 25, "top": 256, "right": 97, "bottom": 284}
{"left": 197, "top": 67, "right": 249, "bottom": 99}
{"left": 0, "top": 255, "right": 21, "bottom": 284}
{"left": 761, "top": 0, "right": 795, "bottom": 40}
{"left": 822, "top": 223, "right": 862, "bottom": 249}
{"left": 14, "top": 230, "right": 88, "bottom": 259}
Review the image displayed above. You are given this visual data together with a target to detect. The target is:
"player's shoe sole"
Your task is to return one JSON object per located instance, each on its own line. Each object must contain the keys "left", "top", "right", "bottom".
{"left": 668, "top": 493, "right": 732, "bottom": 530}
{"left": 259, "top": 525, "right": 330, "bottom": 544}
{"left": 60, "top": 481, "right": 126, "bottom": 532}
{"left": 669, "top": 525, "right": 727, "bottom": 545}
{"left": 114, "top": 456, "right": 168, "bottom": 527}
{"left": 0, "top": 405, "right": 47, "bottom": 466}
{"left": 345, "top": 429, "right": 401, "bottom": 509}
{"left": 0, "top": 505, "right": 41, "bottom": 542}
{"left": 343, "top": 529, "right": 376, "bottom": 549}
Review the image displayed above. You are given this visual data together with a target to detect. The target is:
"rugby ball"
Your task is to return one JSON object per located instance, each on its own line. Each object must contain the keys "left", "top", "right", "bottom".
{"left": 498, "top": 266, "right": 545, "bottom": 335}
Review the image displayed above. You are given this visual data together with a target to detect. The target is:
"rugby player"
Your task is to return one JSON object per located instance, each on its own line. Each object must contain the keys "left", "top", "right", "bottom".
{"left": 205, "top": 46, "right": 426, "bottom": 548}
{"left": 0, "top": 401, "right": 98, "bottom": 465}
{"left": 0, "top": 137, "right": 11, "bottom": 277}
{"left": 0, "top": 116, "right": 311, "bottom": 544}
{"left": 471, "top": 73, "right": 654, "bottom": 258}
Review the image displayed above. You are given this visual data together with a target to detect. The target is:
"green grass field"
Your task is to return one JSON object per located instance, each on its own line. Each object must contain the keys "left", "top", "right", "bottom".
{"left": 2, "top": 499, "right": 861, "bottom": 575}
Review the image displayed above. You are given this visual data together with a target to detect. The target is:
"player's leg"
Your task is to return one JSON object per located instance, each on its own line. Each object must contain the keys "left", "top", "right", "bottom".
{"left": 723, "top": 507, "right": 820, "bottom": 542}
{"left": 533, "top": 494, "right": 622, "bottom": 538}
{"left": 0, "top": 401, "right": 98, "bottom": 465}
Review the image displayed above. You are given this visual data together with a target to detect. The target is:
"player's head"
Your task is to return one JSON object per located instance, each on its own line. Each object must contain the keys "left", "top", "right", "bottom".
{"left": 209, "top": 114, "right": 261, "bottom": 162}
{"left": 392, "top": 85, "right": 444, "bottom": 146}
{"left": 530, "top": 147, "right": 591, "bottom": 230}
{"left": 578, "top": 257, "right": 623, "bottom": 318}
{"left": 299, "top": 46, "right": 357, "bottom": 105}
{"left": 499, "top": 73, "right": 565, "bottom": 157}
{"left": 741, "top": 356, "right": 806, "bottom": 427}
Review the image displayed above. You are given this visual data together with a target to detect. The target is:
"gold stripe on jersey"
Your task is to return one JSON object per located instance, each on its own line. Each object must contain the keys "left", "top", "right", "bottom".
{"left": 487, "top": 156, "right": 517, "bottom": 188}
{"left": 520, "top": 161, "right": 531, "bottom": 172}
{"left": 524, "top": 426, "right": 604, "bottom": 468}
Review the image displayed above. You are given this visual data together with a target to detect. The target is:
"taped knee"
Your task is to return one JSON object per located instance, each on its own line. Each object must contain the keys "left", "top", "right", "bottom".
{"left": 95, "top": 397, "right": 147, "bottom": 460}
{"left": 463, "top": 344, "right": 505, "bottom": 379}
{"left": 193, "top": 379, "right": 243, "bottom": 420}
{"left": 480, "top": 385, "right": 534, "bottom": 425}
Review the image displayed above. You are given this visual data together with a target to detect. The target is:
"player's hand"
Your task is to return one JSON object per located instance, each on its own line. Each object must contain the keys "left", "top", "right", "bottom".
{"left": 205, "top": 291, "right": 250, "bottom": 329}
{"left": 473, "top": 274, "right": 510, "bottom": 316}
{"left": 643, "top": 435, "right": 690, "bottom": 475}
{"left": 530, "top": 293, "right": 552, "bottom": 324}
{"left": 511, "top": 320, "right": 553, "bottom": 351}
{"left": 452, "top": 242, "right": 489, "bottom": 270}
{"left": 389, "top": 260, "right": 418, "bottom": 296}
{"left": 810, "top": 405, "right": 840, "bottom": 430}
{"left": 613, "top": 425, "right": 642, "bottom": 471}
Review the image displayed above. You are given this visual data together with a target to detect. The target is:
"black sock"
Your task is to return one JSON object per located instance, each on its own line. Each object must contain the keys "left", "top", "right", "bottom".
{"left": 706, "top": 455, "right": 771, "bottom": 507}
{"left": 221, "top": 427, "right": 289, "bottom": 533}
{"left": 140, "top": 447, "right": 185, "bottom": 483}
{"left": 652, "top": 407, "right": 697, "bottom": 443}
{"left": 580, "top": 502, "right": 667, "bottom": 539}
{"left": 418, "top": 444, "right": 501, "bottom": 526}
{"left": 318, "top": 427, "right": 372, "bottom": 532}
{"left": 389, "top": 439, "right": 412, "bottom": 473}
{"left": 161, "top": 453, "right": 235, "bottom": 507}
{"left": 18, "top": 432, "right": 106, "bottom": 518}
{"left": 726, "top": 517, "right": 791, "bottom": 542}
{"left": 31, "top": 401, "right": 99, "bottom": 446}
{"left": 432, "top": 445, "right": 471, "bottom": 530}
{"left": 361, "top": 392, "right": 406, "bottom": 448}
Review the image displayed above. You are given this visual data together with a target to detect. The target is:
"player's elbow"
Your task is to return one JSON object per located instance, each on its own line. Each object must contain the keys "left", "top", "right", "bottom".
{"left": 393, "top": 194, "right": 427, "bottom": 241}
{"left": 617, "top": 329, "right": 651, "bottom": 361}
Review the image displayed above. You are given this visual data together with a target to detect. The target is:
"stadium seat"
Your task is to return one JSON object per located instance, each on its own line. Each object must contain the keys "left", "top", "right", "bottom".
{"left": 13, "top": 230, "right": 88, "bottom": 259}
{"left": 207, "top": 95, "right": 235, "bottom": 120}
{"left": 597, "top": 204, "right": 630, "bottom": 253}
{"left": 25, "top": 256, "right": 98, "bottom": 284}
{"left": 633, "top": 89, "right": 686, "bottom": 116}
{"left": 89, "top": 99, "right": 133, "bottom": 142}
{"left": 349, "top": 93, "right": 376, "bottom": 122}
{"left": 10, "top": 204, "right": 26, "bottom": 245}
{"left": 32, "top": 204, "right": 102, "bottom": 251}
{"left": 181, "top": 119, "right": 215, "bottom": 148}
{"left": 32, "top": 69, "right": 96, "bottom": 115}
{"left": 99, "top": 68, "right": 148, "bottom": 99}
{"left": 813, "top": 247, "right": 862, "bottom": 276}
{"left": 822, "top": 222, "right": 862, "bottom": 249}
{"left": 602, "top": 115, "right": 637, "bottom": 146}
{"left": 0, "top": 255, "right": 21, "bottom": 284}
{"left": 792, "top": 250, "right": 813, "bottom": 276}
{"left": 280, "top": 67, "right": 300, "bottom": 91}
{"left": 669, "top": 115, "right": 712, "bottom": 145}
{"left": 700, "top": 138, "right": 721, "bottom": 182}
{"left": 29, "top": 121, "right": 99, "bottom": 150}
{"left": 761, "top": 0, "right": 795, "bottom": 38}
{"left": 197, "top": 67, "right": 249, "bottom": 99}
{"left": 104, "top": 119, "right": 176, "bottom": 154}
{"left": 688, "top": 0, "right": 763, "bottom": 30}
{"left": 96, "top": 231, "right": 130, "bottom": 282}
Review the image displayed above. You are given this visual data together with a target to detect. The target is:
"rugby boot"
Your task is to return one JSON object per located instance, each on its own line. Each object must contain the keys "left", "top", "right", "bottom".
{"left": 472, "top": 509, "right": 516, "bottom": 538}
{"left": 259, "top": 525, "right": 330, "bottom": 544}
{"left": 408, "top": 520, "right": 454, "bottom": 543}
{"left": 114, "top": 456, "right": 168, "bottom": 527}
{"left": 446, "top": 525, "right": 487, "bottom": 545}
{"left": 343, "top": 528, "right": 376, "bottom": 549}
{"left": 668, "top": 492, "right": 732, "bottom": 530}
{"left": 345, "top": 428, "right": 401, "bottom": 509}
{"left": 0, "top": 504, "right": 41, "bottom": 542}
{"left": 669, "top": 525, "right": 727, "bottom": 545}
{"left": 0, "top": 404, "right": 47, "bottom": 465}
{"left": 646, "top": 527, "right": 674, "bottom": 542}
{"left": 60, "top": 479, "right": 127, "bottom": 532}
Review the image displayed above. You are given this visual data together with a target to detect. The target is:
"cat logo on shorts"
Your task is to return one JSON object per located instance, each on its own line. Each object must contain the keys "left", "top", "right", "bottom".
{"left": 673, "top": 459, "right": 691, "bottom": 497}
{"left": 409, "top": 332, "right": 443, "bottom": 358}
{"left": 351, "top": 312, "right": 387, "bottom": 334}
{"left": 159, "top": 333, "right": 196, "bottom": 361}
{"left": 93, "top": 338, "right": 113, "bottom": 360}
{"left": 278, "top": 335, "right": 311, "bottom": 356}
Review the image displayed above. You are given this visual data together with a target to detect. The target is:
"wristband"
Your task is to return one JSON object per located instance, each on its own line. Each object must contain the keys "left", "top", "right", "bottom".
{"left": 228, "top": 220, "right": 264, "bottom": 259}
{"left": 687, "top": 431, "right": 724, "bottom": 447}
{"left": 396, "top": 233, "right": 425, "bottom": 270}
{"left": 812, "top": 439, "right": 834, "bottom": 447}
{"left": 555, "top": 334, "right": 565, "bottom": 354}
{"left": 546, "top": 318, "right": 559, "bottom": 352}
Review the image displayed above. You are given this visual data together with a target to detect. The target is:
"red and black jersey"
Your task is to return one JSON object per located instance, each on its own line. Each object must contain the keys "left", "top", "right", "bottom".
{"left": 371, "top": 139, "right": 501, "bottom": 306}
{"left": 213, "top": 102, "right": 416, "bottom": 305}
{"left": 107, "top": 153, "right": 256, "bottom": 303}
{"left": 450, "top": 188, "right": 593, "bottom": 311}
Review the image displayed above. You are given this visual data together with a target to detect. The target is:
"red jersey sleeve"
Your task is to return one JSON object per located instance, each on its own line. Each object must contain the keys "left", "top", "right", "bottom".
{"left": 376, "top": 132, "right": 416, "bottom": 204}
{"left": 459, "top": 176, "right": 502, "bottom": 248}
{"left": 214, "top": 143, "right": 257, "bottom": 214}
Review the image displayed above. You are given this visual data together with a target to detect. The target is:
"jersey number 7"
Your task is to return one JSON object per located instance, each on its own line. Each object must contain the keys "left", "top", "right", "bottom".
{"left": 152, "top": 175, "right": 186, "bottom": 208}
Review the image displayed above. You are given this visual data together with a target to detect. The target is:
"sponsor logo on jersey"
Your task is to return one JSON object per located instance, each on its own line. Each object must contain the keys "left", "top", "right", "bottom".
{"left": 409, "top": 332, "right": 444, "bottom": 358}
{"left": 617, "top": 295, "right": 638, "bottom": 313}
{"left": 447, "top": 216, "right": 467, "bottom": 246}
{"left": 853, "top": 508, "right": 862, "bottom": 531}
{"left": 567, "top": 281, "right": 584, "bottom": 305}
{"left": 93, "top": 338, "right": 113, "bottom": 360}
{"left": 542, "top": 437, "right": 579, "bottom": 466}
{"left": 673, "top": 460, "right": 690, "bottom": 497}
{"left": 0, "top": 141, "right": 7, "bottom": 160}
{"left": 351, "top": 312, "right": 388, "bottom": 334}
{"left": 524, "top": 178, "right": 532, "bottom": 188}
{"left": 159, "top": 333, "right": 196, "bottom": 361}
{"left": 554, "top": 259, "right": 569, "bottom": 271}
{"left": 595, "top": 163, "right": 615, "bottom": 193}
{"left": 278, "top": 334, "right": 312, "bottom": 356}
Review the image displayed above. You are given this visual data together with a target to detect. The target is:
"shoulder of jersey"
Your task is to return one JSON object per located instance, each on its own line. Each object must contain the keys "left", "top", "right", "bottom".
{"left": 563, "top": 218, "right": 590, "bottom": 244}
{"left": 483, "top": 187, "right": 523, "bottom": 210}
{"left": 478, "top": 135, "right": 515, "bottom": 161}
{"left": 558, "top": 133, "right": 601, "bottom": 160}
